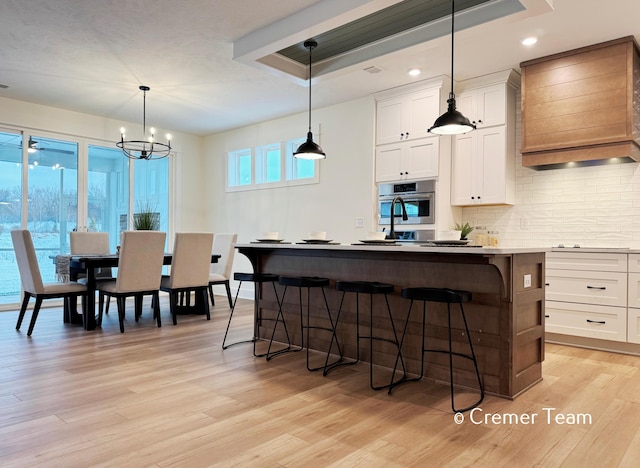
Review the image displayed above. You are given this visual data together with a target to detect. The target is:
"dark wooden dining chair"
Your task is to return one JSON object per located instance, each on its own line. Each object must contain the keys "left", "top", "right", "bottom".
{"left": 11, "top": 229, "right": 87, "bottom": 336}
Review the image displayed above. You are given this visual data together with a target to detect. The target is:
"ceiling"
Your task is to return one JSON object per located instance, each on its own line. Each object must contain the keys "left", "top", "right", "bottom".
{"left": 0, "top": 0, "right": 638, "bottom": 138}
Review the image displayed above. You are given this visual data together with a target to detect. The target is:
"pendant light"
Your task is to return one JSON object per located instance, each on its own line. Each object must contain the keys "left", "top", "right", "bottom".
{"left": 294, "top": 39, "right": 326, "bottom": 160}
{"left": 117, "top": 85, "right": 172, "bottom": 160}
{"left": 428, "top": 0, "right": 475, "bottom": 135}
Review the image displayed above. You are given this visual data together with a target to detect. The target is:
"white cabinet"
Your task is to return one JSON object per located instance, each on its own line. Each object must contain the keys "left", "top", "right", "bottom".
{"left": 376, "top": 88, "right": 441, "bottom": 145}
{"left": 451, "top": 127, "right": 512, "bottom": 205}
{"left": 375, "top": 138, "right": 439, "bottom": 182}
{"left": 450, "top": 71, "right": 518, "bottom": 207}
{"left": 456, "top": 83, "right": 506, "bottom": 128}
{"left": 545, "top": 252, "right": 628, "bottom": 342}
{"left": 627, "top": 254, "right": 640, "bottom": 343}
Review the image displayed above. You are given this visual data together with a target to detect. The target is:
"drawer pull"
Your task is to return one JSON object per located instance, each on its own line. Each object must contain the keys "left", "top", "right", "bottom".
{"left": 586, "top": 319, "right": 606, "bottom": 324}
{"left": 586, "top": 285, "right": 606, "bottom": 290}
{"left": 544, "top": 315, "right": 550, "bottom": 318}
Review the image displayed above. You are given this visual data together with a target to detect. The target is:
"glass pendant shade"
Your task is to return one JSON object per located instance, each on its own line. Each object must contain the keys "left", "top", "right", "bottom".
{"left": 428, "top": 0, "right": 475, "bottom": 136}
{"left": 294, "top": 39, "right": 326, "bottom": 160}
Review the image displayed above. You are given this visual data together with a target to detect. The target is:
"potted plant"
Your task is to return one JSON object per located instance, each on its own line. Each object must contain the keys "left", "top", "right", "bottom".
{"left": 133, "top": 202, "right": 160, "bottom": 230}
{"left": 453, "top": 222, "right": 474, "bottom": 240}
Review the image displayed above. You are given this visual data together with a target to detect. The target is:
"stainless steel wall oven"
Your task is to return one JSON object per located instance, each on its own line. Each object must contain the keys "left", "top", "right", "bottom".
{"left": 378, "top": 179, "right": 435, "bottom": 226}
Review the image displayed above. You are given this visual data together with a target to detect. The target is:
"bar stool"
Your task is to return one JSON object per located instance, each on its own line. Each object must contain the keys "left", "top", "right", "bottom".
{"left": 268, "top": 276, "right": 342, "bottom": 372}
{"left": 324, "top": 280, "right": 407, "bottom": 391}
{"left": 222, "top": 272, "right": 288, "bottom": 358}
{"left": 389, "top": 287, "right": 484, "bottom": 413}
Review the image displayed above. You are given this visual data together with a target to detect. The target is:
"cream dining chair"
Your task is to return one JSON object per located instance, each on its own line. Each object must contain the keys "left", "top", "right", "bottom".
{"left": 160, "top": 232, "right": 214, "bottom": 325}
{"left": 11, "top": 229, "right": 87, "bottom": 336}
{"left": 208, "top": 233, "right": 237, "bottom": 308}
{"left": 70, "top": 231, "right": 113, "bottom": 312}
{"left": 96, "top": 230, "right": 166, "bottom": 333}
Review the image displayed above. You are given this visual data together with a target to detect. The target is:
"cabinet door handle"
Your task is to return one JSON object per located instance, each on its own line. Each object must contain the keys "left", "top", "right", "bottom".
{"left": 544, "top": 314, "right": 550, "bottom": 318}
{"left": 586, "top": 285, "right": 606, "bottom": 290}
{"left": 406, "top": 132, "right": 409, "bottom": 137}
{"left": 545, "top": 283, "right": 550, "bottom": 286}
{"left": 586, "top": 319, "right": 606, "bottom": 324}
{"left": 400, "top": 133, "right": 404, "bottom": 138}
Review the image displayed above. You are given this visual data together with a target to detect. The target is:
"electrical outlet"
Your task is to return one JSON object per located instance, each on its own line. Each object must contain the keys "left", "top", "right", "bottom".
{"left": 355, "top": 217, "right": 364, "bottom": 228}
{"left": 524, "top": 274, "right": 532, "bottom": 288}
{"left": 520, "top": 218, "right": 529, "bottom": 230}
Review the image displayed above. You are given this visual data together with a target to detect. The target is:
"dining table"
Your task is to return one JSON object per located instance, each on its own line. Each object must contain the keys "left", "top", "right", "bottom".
{"left": 68, "top": 253, "right": 220, "bottom": 330}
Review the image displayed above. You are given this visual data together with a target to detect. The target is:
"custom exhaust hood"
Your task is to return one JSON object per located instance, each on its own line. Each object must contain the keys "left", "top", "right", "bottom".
{"left": 520, "top": 36, "right": 640, "bottom": 170}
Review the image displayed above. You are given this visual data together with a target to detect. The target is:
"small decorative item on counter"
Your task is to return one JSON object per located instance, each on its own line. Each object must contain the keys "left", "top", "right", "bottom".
{"left": 453, "top": 222, "right": 474, "bottom": 240}
{"left": 487, "top": 230, "right": 500, "bottom": 247}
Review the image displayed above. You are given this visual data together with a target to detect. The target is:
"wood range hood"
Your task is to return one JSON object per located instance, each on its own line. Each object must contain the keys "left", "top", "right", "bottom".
{"left": 520, "top": 36, "right": 640, "bottom": 169}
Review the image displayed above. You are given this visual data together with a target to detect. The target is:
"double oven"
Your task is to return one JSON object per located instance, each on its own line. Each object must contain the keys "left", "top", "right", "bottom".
{"left": 377, "top": 179, "right": 435, "bottom": 242}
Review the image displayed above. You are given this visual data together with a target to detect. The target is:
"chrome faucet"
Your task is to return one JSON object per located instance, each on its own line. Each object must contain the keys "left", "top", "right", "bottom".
{"left": 388, "top": 196, "right": 408, "bottom": 239}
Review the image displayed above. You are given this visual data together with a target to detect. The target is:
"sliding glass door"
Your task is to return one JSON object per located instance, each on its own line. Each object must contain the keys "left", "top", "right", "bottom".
{"left": 0, "top": 130, "right": 170, "bottom": 306}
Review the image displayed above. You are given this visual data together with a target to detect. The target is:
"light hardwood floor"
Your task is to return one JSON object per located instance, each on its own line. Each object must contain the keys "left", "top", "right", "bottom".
{"left": 1, "top": 296, "right": 640, "bottom": 467}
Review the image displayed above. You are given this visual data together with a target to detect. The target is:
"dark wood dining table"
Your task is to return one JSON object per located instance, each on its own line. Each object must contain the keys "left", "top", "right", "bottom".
{"left": 68, "top": 253, "right": 220, "bottom": 330}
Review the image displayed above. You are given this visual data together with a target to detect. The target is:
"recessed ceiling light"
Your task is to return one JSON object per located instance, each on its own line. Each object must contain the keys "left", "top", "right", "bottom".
{"left": 521, "top": 36, "right": 538, "bottom": 46}
{"left": 408, "top": 68, "right": 421, "bottom": 76}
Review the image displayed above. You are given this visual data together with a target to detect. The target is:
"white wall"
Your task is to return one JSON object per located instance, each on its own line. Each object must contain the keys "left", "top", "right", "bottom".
{"left": 203, "top": 96, "right": 377, "bottom": 282}
{"left": 462, "top": 92, "right": 640, "bottom": 249}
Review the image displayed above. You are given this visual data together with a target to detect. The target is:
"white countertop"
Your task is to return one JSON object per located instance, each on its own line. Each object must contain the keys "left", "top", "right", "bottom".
{"left": 235, "top": 243, "right": 549, "bottom": 255}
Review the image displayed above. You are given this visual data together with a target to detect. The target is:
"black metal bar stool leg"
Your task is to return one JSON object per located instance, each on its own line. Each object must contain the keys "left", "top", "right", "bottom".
{"left": 388, "top": 287, "right": 484, "bottom": 413}
{"left": 221, "top": 273, "right": 288, "bottom": 358}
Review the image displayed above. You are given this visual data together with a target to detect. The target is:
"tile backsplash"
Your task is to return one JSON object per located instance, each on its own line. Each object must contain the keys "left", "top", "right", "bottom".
{"left": 462, "top": 92, "right": 640, "bottom": 248}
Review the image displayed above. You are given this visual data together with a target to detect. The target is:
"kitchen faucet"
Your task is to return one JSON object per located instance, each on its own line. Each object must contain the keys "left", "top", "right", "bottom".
{"left": 388, "top": 196, "right": 408, "bottom": 239}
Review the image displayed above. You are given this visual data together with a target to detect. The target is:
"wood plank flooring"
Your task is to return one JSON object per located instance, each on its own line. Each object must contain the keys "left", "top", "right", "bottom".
{"left": 1, "top": 296, "right": 640, "bottom": 467}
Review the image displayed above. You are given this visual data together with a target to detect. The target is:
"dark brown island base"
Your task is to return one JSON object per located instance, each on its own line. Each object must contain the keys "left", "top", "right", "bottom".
{"left": 236, "top": 243, "right": 548, "bottom": 400}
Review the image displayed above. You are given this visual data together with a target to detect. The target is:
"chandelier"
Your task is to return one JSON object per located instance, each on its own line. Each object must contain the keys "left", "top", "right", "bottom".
{"left": 117, "top": 85, "right": 172, "bottom": 160}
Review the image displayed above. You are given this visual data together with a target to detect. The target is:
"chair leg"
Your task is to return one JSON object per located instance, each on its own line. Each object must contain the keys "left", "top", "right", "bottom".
{"left": 16, "top": 292, "right": 31, "bottom": 331}
{"left": 170, "top": 291, "right": 178, "bottom": 325}
{"left": 98, "top": 292, "right": 105, "bottom": 326}
{"left": 225, "top": 281, "right": 232, "bottom": 308}
{"left": 27, "top": 296, "right": 44, "bottom": 336}
{"left": 134, "top": 295, "right": 143, "bottom": 322}
{"left": 153, "top": 292, "right": 162, "bottom": 327}
{"left": 208, "top": 285, "right": 214, "bottom": 306}
{"left": 117, "top": 296, "right": 126, "bottom": 333}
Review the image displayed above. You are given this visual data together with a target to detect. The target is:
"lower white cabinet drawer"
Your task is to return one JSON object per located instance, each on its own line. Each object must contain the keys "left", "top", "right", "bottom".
{"left": 546, "top": 269, "right": 627, "bottom": 307}
{"left": 545, "top": 301, "right": 627, "bottom": 342}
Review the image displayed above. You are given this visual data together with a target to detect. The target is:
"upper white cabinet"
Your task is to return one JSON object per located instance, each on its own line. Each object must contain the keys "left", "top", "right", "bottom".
{"left": 450, "top": 70, "right": 520, "bottom": 206}
{"left": 456, "top": 83, "right": 507, "bottom": 129}
{"left": 375, "top": 138, "right": 439, "bottom": 182}
{"left": 374, "top": 77, "right": 446, "bottom": 183}
{"left": 375, "top": 87, "right": 441, "bottom": 145}
{"left": 451, "top": 127, "right": 511, "bottom": 205}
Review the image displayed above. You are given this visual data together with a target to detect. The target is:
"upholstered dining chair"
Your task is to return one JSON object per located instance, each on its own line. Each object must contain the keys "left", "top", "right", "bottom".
{"left": 160, "top": 232, "right": 214, "bottom": 325}
{"left": 208, "top": 233, "right": 237, "bottom": 307}
{"left": 96, "top": 230, "right": 166, "bottom": 333}
{"left": 70, "top": 231, "right": 113, "bottom": 312}
{"left": 11, "top": 229, "right": 87, "bottom": 336}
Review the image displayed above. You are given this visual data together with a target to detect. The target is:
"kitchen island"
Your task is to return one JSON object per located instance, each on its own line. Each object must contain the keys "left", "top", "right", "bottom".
{"left": 236, "top": 243, "right": 548, "bottom": 399}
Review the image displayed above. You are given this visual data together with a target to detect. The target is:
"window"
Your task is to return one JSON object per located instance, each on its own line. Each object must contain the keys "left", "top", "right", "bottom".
{"left": 226, "top": 137, "right": 318, "bottom": 191}
{"left": 227, "top": 148, "right": 252, "bottom": 187}
{"left": 285, "top": 137, "right": 315, "bottom": 181}
{"left": 255, "top": 143, "right": 281, "bottom": 184}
